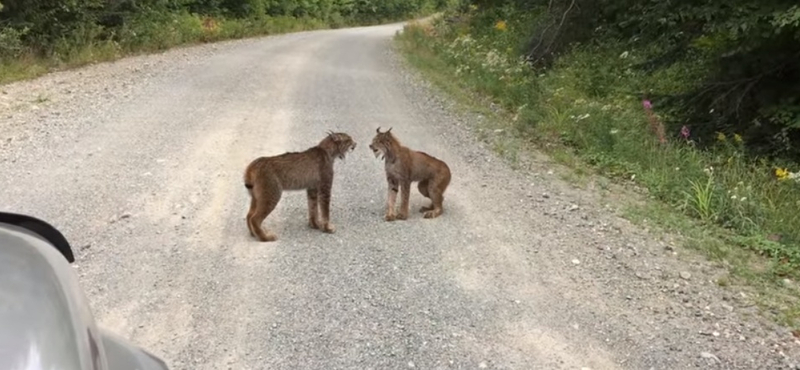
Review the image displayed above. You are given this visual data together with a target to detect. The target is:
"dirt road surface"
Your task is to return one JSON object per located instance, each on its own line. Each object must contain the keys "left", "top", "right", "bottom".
{"left": 2, "top": 22, "right": 799, "bottom": 369}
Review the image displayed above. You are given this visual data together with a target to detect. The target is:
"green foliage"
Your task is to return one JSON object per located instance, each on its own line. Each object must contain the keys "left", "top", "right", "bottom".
{"left": 0, "top": 0, "right": 105, "bottom": 55}
{"left": 0, "top": 24, "right": 26, "bottom": 58}
{"left": 434, "top": 1, "right": 800, "bottom": 161}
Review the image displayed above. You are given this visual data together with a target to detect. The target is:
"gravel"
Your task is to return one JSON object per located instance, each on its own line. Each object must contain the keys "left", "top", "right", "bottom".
{"left": 1, "top": 22, "right": 799, "bottom": 369}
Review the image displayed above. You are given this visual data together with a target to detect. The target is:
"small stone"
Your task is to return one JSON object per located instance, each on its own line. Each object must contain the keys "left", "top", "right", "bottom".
{"left": 572, "top": 259, "right": 581, "bottom": 265}
{"left": 478, "top": 362, "right": 488, "bottom": 369}
{"left": 542, "top": 193, "right": 550, "bottom": 199}
{"left": 680, "top": 272, "right": 691, "bottom": 280}
{"left": 700, "top": 352, "right": 720, "bottom": 363}
{"left": 712, "top": 331, "right": 720, "bottom": 337}
{"left": 568, "top": 204, "right": 579, "bottom": 211}
{"left": 408, "top": 361, "right": 415, "bottom": 368}
{"left": 120, "top": 213, "right": 131, "bottom": 219}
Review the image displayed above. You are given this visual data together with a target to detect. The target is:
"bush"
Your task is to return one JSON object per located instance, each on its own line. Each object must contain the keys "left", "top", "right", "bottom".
{"left": 0, "top": 25, "right": 26, "bottom": 59}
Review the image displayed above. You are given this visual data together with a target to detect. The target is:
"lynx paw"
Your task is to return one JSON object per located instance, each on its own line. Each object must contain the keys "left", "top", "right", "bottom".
{"left": 257, "top": 231, "right": 278, "bottom": 242}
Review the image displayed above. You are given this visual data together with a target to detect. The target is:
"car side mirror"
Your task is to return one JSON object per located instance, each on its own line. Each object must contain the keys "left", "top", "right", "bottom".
{"left": 0, "top": 212, "right": 75, "bottom": 263}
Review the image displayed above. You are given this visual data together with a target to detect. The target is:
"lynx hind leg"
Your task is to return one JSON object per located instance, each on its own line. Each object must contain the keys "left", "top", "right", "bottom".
{"left": 248, "top": 177, "right": 282, "bottom": 242}
{"left": 424, "top": 171, "right": 450, "bottom": 219}
{"left": 423, "top": 189, "right": 444, "bottom": 219}
{"left": 417, "top": 179, "right": 434, "bottom": 213}
{"left": 307, "top": 188, "right": 320, "bottom": 229}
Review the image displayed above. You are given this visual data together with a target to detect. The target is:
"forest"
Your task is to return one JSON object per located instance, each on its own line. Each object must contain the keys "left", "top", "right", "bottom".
{"left": 397, "top": 0, "right": 800, "bottom": 310}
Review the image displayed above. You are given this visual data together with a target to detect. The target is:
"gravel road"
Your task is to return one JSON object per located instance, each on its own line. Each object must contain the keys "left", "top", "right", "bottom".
{"left": 2, "top": 21, "right": 800, "bottom": 369}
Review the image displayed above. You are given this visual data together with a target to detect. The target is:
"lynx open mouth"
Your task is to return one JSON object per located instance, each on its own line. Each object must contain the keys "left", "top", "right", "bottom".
{"left": 339, "top": 143, "right": 357, "bottom": 160}
{"left": 341, "top": 143, "right": 356, "bottom": 160}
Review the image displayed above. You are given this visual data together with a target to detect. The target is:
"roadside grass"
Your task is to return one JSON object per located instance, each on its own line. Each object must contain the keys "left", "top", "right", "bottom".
{"left": 0, "top": 12, "right": 427, "bottom": 86}
{"left": 394, "top": 18, "right": 800, "bottom": 329}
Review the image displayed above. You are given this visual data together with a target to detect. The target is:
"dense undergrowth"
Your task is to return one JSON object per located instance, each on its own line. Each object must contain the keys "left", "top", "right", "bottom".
{"left": 396, "top": 2, "right": 800, "bottom": 324}
{"left": 0, "top": 0, "right": 453, "bottom": 84}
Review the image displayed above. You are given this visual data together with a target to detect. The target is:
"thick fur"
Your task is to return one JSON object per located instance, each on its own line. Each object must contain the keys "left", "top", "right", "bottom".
{"left": 243, "top": 132, "right": 356, "bottom": 242}
{"left": 369, "top": 127, "right": 451, "bottom": 221}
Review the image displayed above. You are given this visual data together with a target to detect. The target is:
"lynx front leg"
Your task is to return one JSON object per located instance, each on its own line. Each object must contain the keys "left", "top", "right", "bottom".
{"left": 319, "top": 182, "right": 335, "bottom": 233}
{"left": 246, "top": 195, "right": 257, "bottom": 237}
{"left": 397, "top": 181, "right": 411, "bottom": 220}
{"left": 385, "top": 177, "right": 399, "bottom": 221}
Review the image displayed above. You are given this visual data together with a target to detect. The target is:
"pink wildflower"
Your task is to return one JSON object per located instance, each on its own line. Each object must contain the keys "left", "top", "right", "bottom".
{"left": 642, "top": 99, "right": 665, "bottom": 144}
{"left": 680, "top": 125, "right": 690, "bottom": 139}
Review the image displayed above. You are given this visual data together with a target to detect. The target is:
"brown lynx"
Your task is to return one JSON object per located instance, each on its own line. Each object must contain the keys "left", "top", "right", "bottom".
{"left": 369, "top": 127, "right": 451, "bottom": 221}
{"left": 243, "top": 132, "right": 356, "bottom": 242}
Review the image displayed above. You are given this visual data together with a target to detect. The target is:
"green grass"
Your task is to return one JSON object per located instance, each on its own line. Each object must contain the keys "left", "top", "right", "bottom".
{"left": 395, "top": 17, "right": 800, "bottom": 328}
